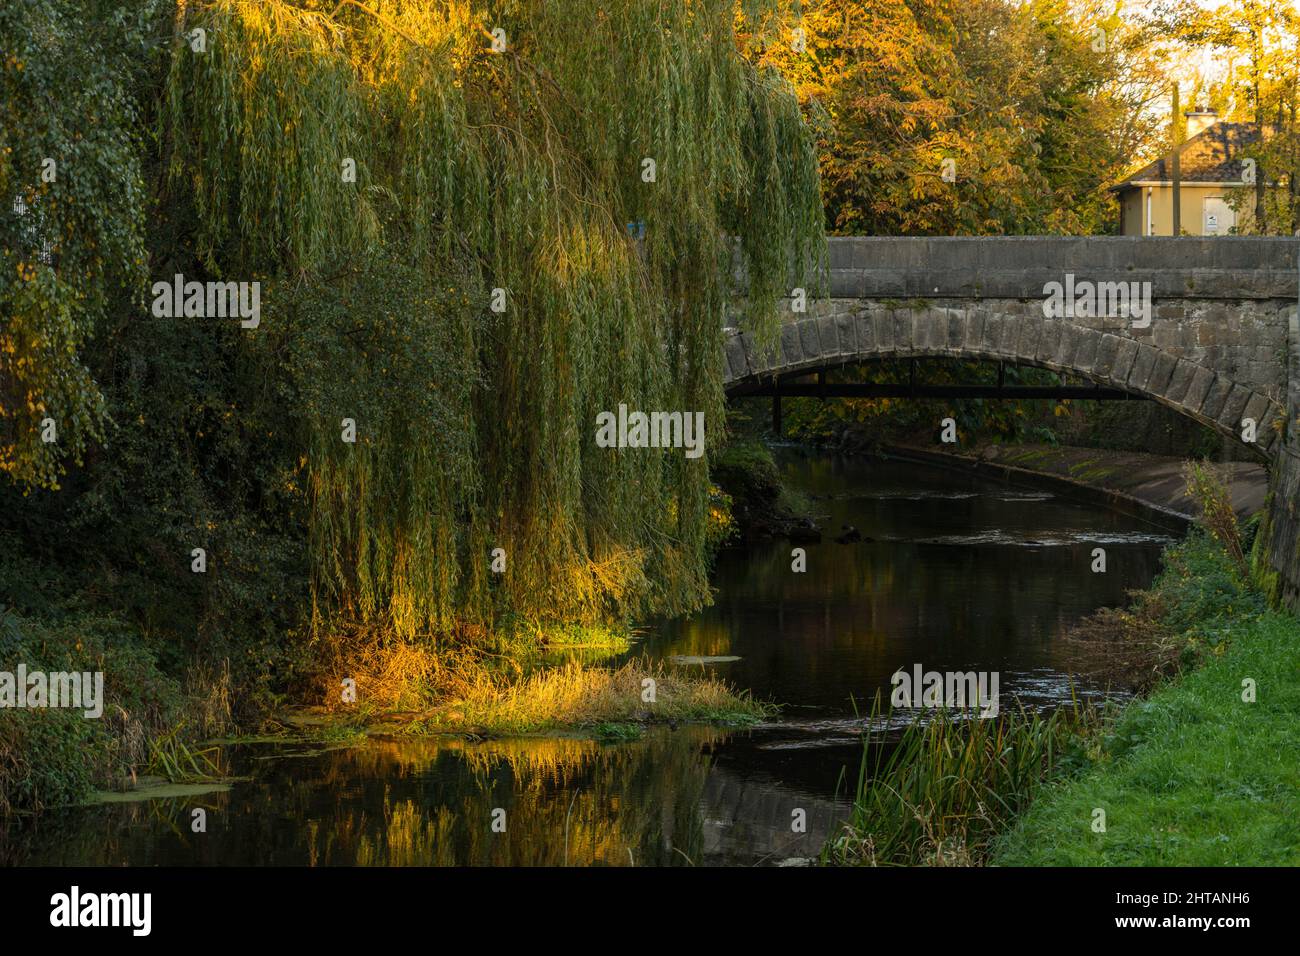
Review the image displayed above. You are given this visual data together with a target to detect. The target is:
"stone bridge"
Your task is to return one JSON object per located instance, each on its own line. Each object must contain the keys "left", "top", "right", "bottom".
{"left": 723, "top": 236, "right": 1300, "bottom": 608}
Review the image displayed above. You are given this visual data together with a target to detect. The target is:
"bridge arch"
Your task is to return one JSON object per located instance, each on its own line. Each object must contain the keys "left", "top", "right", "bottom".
{"left": 722, "top": 303, "right": 1286, "bottom": 462}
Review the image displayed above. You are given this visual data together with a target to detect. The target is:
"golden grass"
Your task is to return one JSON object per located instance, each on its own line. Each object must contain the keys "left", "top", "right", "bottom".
{"left": 428, "top": 660, "right": 772, "bottom": 734}
{"left": 309, "top": 627, "right": 771, "bottom": 735}
{"left": 312, "top": 631, "right": 448, "bottom": 715}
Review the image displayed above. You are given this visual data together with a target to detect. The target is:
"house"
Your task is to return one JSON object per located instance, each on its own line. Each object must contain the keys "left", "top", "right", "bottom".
{"left": 1112, "top": 109, "right": 1260, "bottom": 236}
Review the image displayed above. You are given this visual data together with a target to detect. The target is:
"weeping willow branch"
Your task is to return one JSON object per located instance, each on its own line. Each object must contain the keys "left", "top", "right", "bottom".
{"left": 164, "top": 0, "right": 824, "bottom": 641}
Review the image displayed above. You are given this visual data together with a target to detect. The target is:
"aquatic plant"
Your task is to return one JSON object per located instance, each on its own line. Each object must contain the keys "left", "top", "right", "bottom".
{"left": 146, "top": 723, "right": 222, "bottom": 783}
{"left": 413, "top": 659, "right": 772, "bottom": 735}
{"left": 827, "top": 697, "right": 1097, "bottom": 866}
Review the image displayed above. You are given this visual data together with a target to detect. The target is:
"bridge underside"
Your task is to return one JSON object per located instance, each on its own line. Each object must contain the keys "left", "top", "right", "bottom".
{"left": 731, "top": 357, "right": 1139, "bottom": 401}
{"left": 740, "top": 381, "right": 1136, "bottom": 400}
{"left": 723, "top": 307, "right": 1286, "bottom": 463}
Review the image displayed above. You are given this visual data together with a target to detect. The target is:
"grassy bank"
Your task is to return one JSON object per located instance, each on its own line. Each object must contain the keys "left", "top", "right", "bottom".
{"left": 829, "top": 524, "right": 1300, "bottom": 867}
{"left": 992, "top": 587, "right": 1300, "bottom": 865}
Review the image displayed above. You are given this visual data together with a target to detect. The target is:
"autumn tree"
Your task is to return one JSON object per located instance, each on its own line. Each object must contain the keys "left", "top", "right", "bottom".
{"left": 1190, "top": 0, "right": 1300, "bottom": 234}
{"left": 743, "top": 0, "right": 1154, "bottom": 235}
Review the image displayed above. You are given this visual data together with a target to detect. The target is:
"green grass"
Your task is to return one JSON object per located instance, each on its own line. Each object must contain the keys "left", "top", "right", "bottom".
{"left": 516, "top": 622, "right": 634, "bottom": 651}
{"left": 590, "top": 721, "right": 645, "bottom": 741}
{"left": 992, "top": 548, "right": 1300, "bottom": 866}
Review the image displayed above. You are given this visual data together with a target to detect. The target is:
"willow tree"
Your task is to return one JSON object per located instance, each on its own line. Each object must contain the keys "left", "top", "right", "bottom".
{"left": 162, "top": 0, "right": 823, "bottom": 639}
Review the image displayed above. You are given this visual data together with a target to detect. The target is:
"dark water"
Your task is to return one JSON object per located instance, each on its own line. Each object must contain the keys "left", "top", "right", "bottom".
{"left": 9, "top": 453, "right": 1177, "bottom": 866}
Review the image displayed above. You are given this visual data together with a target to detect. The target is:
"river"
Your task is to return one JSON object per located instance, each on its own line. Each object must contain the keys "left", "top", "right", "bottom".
{"left": 9, "top": 452, "right": 1178, "bottom": 866}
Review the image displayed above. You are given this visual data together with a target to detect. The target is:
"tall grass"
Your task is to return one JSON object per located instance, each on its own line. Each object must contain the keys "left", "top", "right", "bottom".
{"left": 306, "top": 624, "right": 772, "bottom": 735}
{"left": 826, "top": 698, "right": 1097, "bottom": 866}
{"left": 1183, "top": 459, "right": 1248, "bottom": 579}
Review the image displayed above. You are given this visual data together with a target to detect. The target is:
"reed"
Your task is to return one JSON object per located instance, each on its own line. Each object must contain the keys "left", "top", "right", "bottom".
{"left": 827, "top": 696, "right": 1097, "bottom": 866}
{"left": 146, "top": 724, "right": 223, "bottom": 783}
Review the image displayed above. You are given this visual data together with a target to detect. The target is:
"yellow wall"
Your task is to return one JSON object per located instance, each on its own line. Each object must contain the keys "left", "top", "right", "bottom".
{"left": 1126, "top": 184, "right": 1245, "bottom": 236}
{"left": 1120, "top": 189, "right": 1144, "bottom": 236}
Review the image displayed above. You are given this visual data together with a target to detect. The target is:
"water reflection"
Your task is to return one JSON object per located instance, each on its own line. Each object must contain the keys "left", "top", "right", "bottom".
{"left": 9, "top": 453, "right": 1178, "bottom": 866}
{"left": 11, "top": 728, "right": 837, "bottom": 866}
{"left": 641, "top": 453, "right": 1174, "bottom": 714}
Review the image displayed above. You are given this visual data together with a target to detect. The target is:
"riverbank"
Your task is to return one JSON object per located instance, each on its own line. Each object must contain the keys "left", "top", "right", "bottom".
{"left": 774, "top": 444, "right": 1300, "bottom": 866}
{"left": 828, "top": 521, "right": 1300, "bottom": 866}
{"left": 817, "top": 434, "right": 1296, "bottom": 865}
{"left": 886, "top": 440, "right": 1268, "bottom": 524}
{"left": 711, "top": 439, "right": 821, "bottom": 542}
{"left": 992, "top": 541, "right": 1300, "bottom": 865}
{"left": 0, "top": 618, "right": 767, "bottom": 819}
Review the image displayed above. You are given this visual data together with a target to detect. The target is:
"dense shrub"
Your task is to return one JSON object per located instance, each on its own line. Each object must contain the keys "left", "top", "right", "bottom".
{"left": 0, "top": 606, "right": 190, "bottom": 815}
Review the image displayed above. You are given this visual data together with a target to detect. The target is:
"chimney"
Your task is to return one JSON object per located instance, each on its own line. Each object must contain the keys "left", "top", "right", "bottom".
{"left": 1185, "top": 108, "right": 1218, "bottom": 139}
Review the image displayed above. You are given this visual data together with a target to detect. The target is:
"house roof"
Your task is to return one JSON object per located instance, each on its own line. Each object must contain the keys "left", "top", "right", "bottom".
{"left": 1112, "top": 121, "right": 1260, "bottom": 191}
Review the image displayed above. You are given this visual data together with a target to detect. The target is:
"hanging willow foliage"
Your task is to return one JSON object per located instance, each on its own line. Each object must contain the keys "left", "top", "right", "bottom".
{"left": 163, "top": 0, "right": 823, "bottom": 638}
